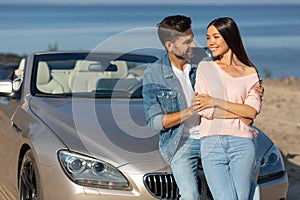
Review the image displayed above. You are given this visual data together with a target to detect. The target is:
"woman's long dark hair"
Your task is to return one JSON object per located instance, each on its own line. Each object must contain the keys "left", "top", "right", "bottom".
{"left": 208, "top": 17, "right": 261, "bottom": 79}
{"left": 208, "top": 17, "right": 255, "bottom": 67}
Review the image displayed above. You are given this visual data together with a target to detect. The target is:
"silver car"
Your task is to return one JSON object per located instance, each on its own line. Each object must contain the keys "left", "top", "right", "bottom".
{"left": 0, "top": 50, "right": 288, "bottom": 199}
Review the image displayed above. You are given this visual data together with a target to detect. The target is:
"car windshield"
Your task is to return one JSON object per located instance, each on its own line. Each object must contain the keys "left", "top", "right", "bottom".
{"left": 32, "top": 52, "right": 159, "bottom": 98}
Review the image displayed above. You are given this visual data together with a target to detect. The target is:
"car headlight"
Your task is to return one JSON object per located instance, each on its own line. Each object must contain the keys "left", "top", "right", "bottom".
{"left": 258, "top": 144, "right": 286, "bottom": 184}
{"left": 58, "top": 150, "right": 130, "bottom": 190}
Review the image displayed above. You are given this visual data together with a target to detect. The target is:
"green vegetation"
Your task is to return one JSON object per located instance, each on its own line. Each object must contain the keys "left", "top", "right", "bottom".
{"left": 47, "top": 42, "right": 59, "bottom": 51}
{"left": 262, "top": 68, "right": 272, "bottom": 79}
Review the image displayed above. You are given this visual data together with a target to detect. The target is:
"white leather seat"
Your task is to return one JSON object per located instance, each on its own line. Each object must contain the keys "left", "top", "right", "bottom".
{"left": 69, "top": 60, "right": 105, "bottom": 93}
{"left": 12, "top": 58, "right": 25, "bottom": 91}
{"left": 14, "top": 58, "right": 25, "bottom": 78}
{"left": 36, "top": 61, "right": 64, "bottom": 94}
{"left": 106, "top": 60, "right": 128, "bottom": 79}
{"left": 68, "top": 60, "right": 129, "bottom": 93}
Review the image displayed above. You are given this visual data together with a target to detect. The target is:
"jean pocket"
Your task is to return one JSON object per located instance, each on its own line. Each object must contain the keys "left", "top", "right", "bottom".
{"left": 157, "top": 90, "right": 178, "bottom": 113}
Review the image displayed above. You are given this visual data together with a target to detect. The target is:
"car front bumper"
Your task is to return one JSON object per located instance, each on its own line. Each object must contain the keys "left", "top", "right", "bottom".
{"left": 259, "top": 171, "right": 289, "bottom": 200}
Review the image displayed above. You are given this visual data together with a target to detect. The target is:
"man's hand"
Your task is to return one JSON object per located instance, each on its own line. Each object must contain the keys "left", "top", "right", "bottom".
{"left": 240, "top": 117, "right": 254, "bottom": 126}
{"left": 189, "top": 92, "right": 202, "bottom": 114}
{"left": 253, "top": 80, "right": 264, "bottom": 100}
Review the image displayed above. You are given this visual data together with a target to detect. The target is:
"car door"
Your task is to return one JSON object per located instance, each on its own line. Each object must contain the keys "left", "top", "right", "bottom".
{"left": 0, "top": 95, "right": 22, "bottom": 197}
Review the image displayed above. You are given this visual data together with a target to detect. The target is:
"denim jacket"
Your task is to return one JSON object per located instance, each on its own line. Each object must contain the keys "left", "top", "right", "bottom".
{"left": 142, "top": 54, "right": 198, "bottom": 163}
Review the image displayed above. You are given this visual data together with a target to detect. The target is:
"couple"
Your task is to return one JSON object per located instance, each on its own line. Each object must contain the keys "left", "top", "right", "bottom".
{"left": 142, "top": 15, "right": 263, "bottom": 200}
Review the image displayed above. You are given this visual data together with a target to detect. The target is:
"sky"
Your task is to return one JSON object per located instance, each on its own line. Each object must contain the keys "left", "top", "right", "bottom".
{"left": 1, "top": 0, "right": 300, "bottom": 5}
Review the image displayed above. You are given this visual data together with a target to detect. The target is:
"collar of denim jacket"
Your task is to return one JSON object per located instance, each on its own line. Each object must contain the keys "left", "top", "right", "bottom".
{"left": 161, "top": 53, "right": 175, "bottom": 79}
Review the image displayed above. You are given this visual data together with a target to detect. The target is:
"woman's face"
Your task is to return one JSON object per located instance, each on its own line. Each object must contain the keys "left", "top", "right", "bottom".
{"left": 206, "top": 25, "right": 230, "bottom": 57}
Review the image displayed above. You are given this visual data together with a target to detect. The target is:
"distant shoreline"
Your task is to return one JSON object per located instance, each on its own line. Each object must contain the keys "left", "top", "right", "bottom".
{"left": 0, "top": 53, "right": 24, "bottom": 65}
{"left": 1, "top": 52, "right": 299, "bottom": 80}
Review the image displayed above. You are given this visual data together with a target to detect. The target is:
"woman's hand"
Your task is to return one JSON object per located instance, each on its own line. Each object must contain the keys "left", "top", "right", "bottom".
{"left": 198, "top": 94, "right": 214, "bottom": 111}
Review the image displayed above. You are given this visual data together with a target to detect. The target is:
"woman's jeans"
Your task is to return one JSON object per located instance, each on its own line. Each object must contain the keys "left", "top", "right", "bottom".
{"left": 201, "top": 135, "right": 256, "bottom": 200}
{"left": 171, "top": 138, "right": 201, "bottom": 200}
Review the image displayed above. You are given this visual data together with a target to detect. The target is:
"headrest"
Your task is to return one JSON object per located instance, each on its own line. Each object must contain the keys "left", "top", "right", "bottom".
{"left": 15, "top": 58, "right": 25, "bottom": 77}
{"left": 37, "top": 61, "right": 50, "bottom": 85}
{"left": 109, "top": 60, "right": 128, "bottom": 78}
{"left": 74, "top": 60, "right": 99, "bottom": 72}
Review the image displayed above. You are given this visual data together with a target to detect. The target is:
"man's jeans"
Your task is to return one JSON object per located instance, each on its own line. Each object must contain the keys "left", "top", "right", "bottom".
{"left": 171, "top": 138, "right": 201, "bottom": 200}
{"left": 201, "top": 135, "right": 256, "bottom": 200}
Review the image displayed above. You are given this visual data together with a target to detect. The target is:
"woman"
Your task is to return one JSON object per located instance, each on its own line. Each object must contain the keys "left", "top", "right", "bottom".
{"left": 195, "top": 17, "right": 262, "bottom": 200}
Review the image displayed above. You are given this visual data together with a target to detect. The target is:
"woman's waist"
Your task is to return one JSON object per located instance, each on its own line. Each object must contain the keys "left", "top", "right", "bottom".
{"left": 199, "top": 118, "right": 255, "bottom": 138}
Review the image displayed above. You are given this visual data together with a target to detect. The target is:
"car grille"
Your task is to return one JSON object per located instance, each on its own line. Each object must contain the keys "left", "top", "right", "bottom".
{"left": 144, "top": 172, "right": 213, "bottom": 200}
{"left": 144, "top": 173, "right": 179, "bottom": 199}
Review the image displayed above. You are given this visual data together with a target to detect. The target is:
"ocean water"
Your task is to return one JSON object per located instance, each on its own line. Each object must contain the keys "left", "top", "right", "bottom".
{"left": 0, "top": 4, "right": 300, "bottom": 78}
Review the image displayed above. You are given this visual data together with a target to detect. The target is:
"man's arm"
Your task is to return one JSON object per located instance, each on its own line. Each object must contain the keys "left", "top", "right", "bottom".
{"left": 162, "top": 108, "right": 194, "bottom": 129}
{"left": 162, "top": 94, "right": 203, "bottom": 128}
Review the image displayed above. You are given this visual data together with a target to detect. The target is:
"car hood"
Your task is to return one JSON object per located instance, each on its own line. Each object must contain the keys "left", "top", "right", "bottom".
{"left": 29, "top": 97, "right": 164, "bottom": 168}
{"left": 29, "top": 97, "right": 273, "bottom": 170}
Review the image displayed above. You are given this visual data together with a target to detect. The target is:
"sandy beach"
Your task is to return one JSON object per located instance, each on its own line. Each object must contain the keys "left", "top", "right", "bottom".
{"left": 255, "top": 78, "right": 300, "bottom": 199}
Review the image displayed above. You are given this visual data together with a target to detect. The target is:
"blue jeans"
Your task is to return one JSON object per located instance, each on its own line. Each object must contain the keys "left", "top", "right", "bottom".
{"left": 171, "top": 138, "right": 201, "bottom": 200}
{"left": 201, "top": 135, "right": 256, "bottom": 200}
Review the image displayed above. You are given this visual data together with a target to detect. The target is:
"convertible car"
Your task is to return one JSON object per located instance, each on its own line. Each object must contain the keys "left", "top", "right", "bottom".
{"left": 0, "top": 50, "right": 288, "bottom": 199}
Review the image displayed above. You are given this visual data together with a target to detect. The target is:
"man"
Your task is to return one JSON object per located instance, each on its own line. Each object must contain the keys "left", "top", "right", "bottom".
{"left": 143, "top": 15, "right": 206, "bottom": 199}
{"left": 142, "top": 15, "right": 262, "bottom": 199}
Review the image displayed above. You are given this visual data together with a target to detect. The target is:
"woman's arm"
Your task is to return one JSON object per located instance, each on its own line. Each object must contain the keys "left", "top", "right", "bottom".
{"left": 212, "top": 107, "right": 253, "bottom": 126}
{"left": 194, "top": 93, "right": 254, "bottom": 125}
{"left": 213, "top": 97, "right": 258, "bottom": 119}
{"left": 198, "top": 93, "right": 259, "bottom": 119}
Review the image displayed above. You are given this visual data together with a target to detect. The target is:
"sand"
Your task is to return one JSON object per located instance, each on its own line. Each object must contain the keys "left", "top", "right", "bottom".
{"left": 254, "top": 78, "right": 300, "bottom": 199}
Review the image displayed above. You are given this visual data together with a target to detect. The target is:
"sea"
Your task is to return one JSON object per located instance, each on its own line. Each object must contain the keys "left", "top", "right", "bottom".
{"left": 0, "top": 4, "right": 300, "bottom": 79}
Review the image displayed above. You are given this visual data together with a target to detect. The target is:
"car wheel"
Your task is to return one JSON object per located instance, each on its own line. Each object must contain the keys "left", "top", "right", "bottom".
{"left": 19, "top": 150, "right": 43, "bottom": 200}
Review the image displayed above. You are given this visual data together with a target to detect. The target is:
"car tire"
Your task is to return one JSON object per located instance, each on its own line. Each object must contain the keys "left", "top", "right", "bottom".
{"left": 19, "top": 150, "right": 43, "bottom": 200}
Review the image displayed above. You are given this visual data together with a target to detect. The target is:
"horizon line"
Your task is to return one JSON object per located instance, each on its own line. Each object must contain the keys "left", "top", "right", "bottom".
{"left": 1, "top": 2, "right": 300, "bottom": 6}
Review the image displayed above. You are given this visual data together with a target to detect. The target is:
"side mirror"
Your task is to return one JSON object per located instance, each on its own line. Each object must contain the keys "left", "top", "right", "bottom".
{"left": 0, "top": 77, "right": 23, "bottom": 97}
{"left": 0, "top": 79, "right": 13, "bottom": 95}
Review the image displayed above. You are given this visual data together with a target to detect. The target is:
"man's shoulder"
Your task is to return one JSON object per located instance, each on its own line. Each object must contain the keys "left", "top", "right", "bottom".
{"left": 144, "top": 57, "right": 166, "bottom": 75}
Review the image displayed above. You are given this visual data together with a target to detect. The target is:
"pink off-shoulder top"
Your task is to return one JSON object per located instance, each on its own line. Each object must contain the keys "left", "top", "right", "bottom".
{"left": 195, "top": 61, "right": 262, "bottom": 139}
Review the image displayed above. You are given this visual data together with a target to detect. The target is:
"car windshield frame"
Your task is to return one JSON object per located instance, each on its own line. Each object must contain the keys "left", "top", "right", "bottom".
{"left": 31, "top": 52, "right": 158, "bottom": 99}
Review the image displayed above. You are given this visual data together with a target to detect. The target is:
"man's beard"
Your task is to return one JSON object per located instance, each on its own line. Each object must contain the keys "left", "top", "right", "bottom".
{"left": 173, "top": 48, "right": 193, "bottom": 60}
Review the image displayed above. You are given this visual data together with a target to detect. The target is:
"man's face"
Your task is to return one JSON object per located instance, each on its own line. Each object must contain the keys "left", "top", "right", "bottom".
{"left": 169, "top": 28, "right": 196, "bottom": 60}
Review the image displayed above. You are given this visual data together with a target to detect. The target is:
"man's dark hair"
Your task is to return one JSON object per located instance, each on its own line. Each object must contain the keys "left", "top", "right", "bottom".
{"left": 157, "top": 15, "right": 192, "bottom": 46}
